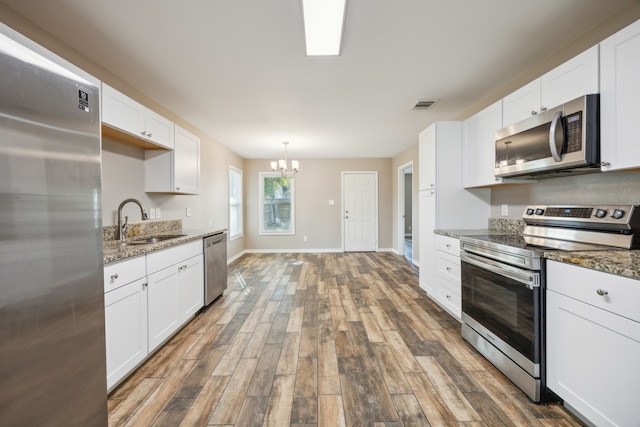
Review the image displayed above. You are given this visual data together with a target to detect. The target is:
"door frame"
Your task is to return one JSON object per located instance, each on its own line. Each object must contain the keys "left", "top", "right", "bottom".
{"left": 397, "top": 161, "right": 413, "bottom": 257}
{"left": 341, "top": 171, "right": 378, "bottom": 252}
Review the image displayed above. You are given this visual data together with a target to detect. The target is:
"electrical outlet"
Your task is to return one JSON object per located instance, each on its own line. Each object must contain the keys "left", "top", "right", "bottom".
{"left": 303, "top": 235, "right": 308, "bottom": 242}
{"left": 149, "top": 208, "right": 156, "bottom": 219}
{"left": 156, "top": 208, "right": 161, "bottom": 218}
{"left": 185, "top": 207, "right": 192, "bottom": 217}
{"left": 328, "top": 199, "right": 334, "bottom": 206}
{"left": 501, "top": 204, "right": 508, "bottom": 216}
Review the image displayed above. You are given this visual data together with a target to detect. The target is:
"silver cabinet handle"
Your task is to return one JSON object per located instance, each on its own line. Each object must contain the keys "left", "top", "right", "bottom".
{"left": 600, "top": 161, "right": 611, "bottom": 167}
{"left": 531, "top": 110, "right": 538, "bottom": 115}
{"left": 147, "top": 133, "right": 152, "bottom": 137}
{"left": 596, "top": 289, "right": 608, "bottom": 296}
{"left": 540, "top": 106, "right": 547, "bottom": 112}
{"left": 445, "top": 244, "right": 451, "bottom": 249}
{"left": 141, "top": 131, "right": 147, "bottom": 136}
{"left": 110, "top": 273, "right": 119, "bottom": 280}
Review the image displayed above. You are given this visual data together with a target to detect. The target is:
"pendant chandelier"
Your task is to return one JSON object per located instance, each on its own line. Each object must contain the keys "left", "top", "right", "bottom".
{"left": 270, "top": 141, "right": 299, "bottom": 178}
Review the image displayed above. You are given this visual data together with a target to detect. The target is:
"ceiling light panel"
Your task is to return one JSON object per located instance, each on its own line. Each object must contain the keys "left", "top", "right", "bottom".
{"left": 302, "top": 0, "right": 347, "bottom": 56}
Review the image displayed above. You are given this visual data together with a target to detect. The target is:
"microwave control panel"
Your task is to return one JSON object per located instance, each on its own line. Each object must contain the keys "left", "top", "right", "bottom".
{"left": 565, "top": 111, "right": 582, "bottom": 153}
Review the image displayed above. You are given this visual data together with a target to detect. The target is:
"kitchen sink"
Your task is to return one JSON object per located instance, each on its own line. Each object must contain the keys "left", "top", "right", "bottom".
{"left": 122, "top": 234, "right": 187, "bottom": 246}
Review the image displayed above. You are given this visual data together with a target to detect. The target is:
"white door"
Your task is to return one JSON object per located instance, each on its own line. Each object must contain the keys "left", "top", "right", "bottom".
{"left": 343, "top": 172, "right": 377, "bottom": 252}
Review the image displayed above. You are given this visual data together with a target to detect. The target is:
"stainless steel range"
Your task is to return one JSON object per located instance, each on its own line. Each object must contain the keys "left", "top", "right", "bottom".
{"left": 460, "top": 205, "right": 640, "bottom": 402}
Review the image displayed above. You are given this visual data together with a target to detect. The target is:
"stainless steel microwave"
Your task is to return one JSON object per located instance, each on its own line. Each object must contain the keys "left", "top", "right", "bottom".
{"left": 494, "top": 94, "right": 600, "bottom": 179}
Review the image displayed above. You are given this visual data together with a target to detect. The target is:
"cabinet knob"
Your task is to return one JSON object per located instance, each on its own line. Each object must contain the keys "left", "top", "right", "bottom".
{"left": 600, "top": 161, "right": 611, "bottom": 167}
{"left": 142, "top": 282, "right": 148, "bottom": 288}
{"left": 446, "top": 294, "right": 451, "bottom": 299}
{"left": 110, "top": 273, "right": 119, "bottom": 280}
{"left": 531, "top": 110, "right": 538, "bottom": 115}
{"left": 147, "top": 133, "right": 152, "bottom": 137}
{"left": 596, "top": 289, "right": 608, "bottom": 296}
{"left": 446, "top": 267, "right": 451, "bottom": 272}
{"left": 540, "top": 106, "right": 547, "bottom": 112}
{"left": 141, "top": 131, "right": 147, "bottom": 136}
{"left": 445, "top": 244, "right": 451, "bottom": 249}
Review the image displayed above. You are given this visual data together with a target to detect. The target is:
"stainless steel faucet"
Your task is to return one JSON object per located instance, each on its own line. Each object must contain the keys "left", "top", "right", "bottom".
{"left": 117, "top": 198, "right": 149, "bottom": 242}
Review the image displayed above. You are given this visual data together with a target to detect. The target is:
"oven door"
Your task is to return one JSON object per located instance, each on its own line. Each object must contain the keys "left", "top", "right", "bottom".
{"left": 460, "top": 251, "right": 542, "bottom": 374}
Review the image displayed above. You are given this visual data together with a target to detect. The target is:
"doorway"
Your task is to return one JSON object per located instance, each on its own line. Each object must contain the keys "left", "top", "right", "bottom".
{"left": 398, "top": 162, "right": 413, "bottom": 261}
{"left": 342, "top": 171, "right": 378, "bottom": 252}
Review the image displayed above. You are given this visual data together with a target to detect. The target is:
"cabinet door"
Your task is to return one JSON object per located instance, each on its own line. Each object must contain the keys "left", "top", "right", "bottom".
{"left": 147, "top": 266, "right": 180, "bottom": 351}
{"left": 462, "top": 101, "right": 503, "bottom": 188}
{"left": 174, "top": 126, "right": 200, "bottom": 194}
{"left": 104, "top": 278, "right": 148, "bottom": 391}
{"left": 502, "top": 79, "right": 541, "bottom": 126}
{"left": 540, "top": 45, "right": 599, "bottom": 109}
{"left": 145, "top": 109, "right": 174, "bottom": 149}
{"left": 178, "top": 254, "right": 204, "bottom": 324}
{"left": 547, "top": 290, "right": 640, "bottom": 427}
{"left": 418, "top": 125, "right": 436, "bottom": 191}
{"left": 418, "top": 190, "right": 436, "bottom": 294}
{"left": 102, "top": 83, "right": 145, "bottom": 137}
{"left": 600, "top": 19, "right": 640, "bottom": 172}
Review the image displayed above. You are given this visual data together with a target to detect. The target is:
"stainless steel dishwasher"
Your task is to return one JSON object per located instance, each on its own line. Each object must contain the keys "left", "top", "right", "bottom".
{"left": 204, "top": 231, "right": 227, "bottom": 305}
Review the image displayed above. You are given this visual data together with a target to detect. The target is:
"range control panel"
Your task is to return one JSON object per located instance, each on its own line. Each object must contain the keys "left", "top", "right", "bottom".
{"left": 523, "top": 205, "right": 640, "bottom": 230}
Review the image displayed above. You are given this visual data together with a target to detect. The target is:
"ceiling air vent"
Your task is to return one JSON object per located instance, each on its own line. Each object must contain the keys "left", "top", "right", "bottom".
{"left": 412, "top": 99, "right": 438, "bottom": 110}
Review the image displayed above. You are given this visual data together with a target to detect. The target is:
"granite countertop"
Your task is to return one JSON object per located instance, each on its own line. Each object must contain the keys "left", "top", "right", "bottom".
{"left": 103, "top": 227, "right": 226, "bottom": 265}
{"left": 542, "top": 250, "right": 640, "bottom": 281}
{"left": 435, "top": 227, "right": 640, "bottom": 281}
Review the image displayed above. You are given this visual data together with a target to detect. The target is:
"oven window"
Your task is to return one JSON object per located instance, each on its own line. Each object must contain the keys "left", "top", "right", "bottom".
{"left": 461, "top": 260, "right": 540, "bottom": 362}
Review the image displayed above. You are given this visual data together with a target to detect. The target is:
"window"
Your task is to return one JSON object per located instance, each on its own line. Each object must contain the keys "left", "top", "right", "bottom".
{"left": 259, "top": 172, "right": 295, "bottom": 235}
{"left": 229, "top": 166, "right": 243, "bottom": 240}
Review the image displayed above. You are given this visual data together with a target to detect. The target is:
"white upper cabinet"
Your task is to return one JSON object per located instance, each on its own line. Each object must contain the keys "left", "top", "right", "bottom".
{"left": 600, "top": 19, "right": 640, "bottom": 172}
{"left": 502, "top": 79, "right": 542, "bottom": 126}
{"left": 418, "top": 124, "right": 437, "bottom": 191}
{"left": 102, "top": 83, "right": 174, "bottom": 149}
{"left": 540, "top": 45, "right": 599, "bottom": 109}
{"left": 462, "top": 100, "right": 503, "bottom": 188}
{"left": 502, "top": 46, "right": 599, "bottom": 127}
{"left": 145, "top": 125, "right": 200, "bottom": 194}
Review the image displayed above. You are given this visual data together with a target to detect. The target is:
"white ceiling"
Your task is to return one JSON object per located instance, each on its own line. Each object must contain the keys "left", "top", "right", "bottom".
{"left": 1, "top": 0, "right": 637, "bottom": 160}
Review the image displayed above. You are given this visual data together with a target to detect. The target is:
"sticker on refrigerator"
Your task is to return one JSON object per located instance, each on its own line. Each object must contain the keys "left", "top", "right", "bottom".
{"left": 78, "top": 90, "right": 89, "bottom": 112}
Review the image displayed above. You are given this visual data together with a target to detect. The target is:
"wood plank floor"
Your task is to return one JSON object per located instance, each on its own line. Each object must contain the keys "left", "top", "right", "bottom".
{"left": 107, "top": 252, "right": 584, "bottom": 426}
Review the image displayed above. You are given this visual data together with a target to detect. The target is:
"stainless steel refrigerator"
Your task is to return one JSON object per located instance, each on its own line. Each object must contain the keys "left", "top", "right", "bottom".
{"left": 0, "top": 33, "right": 108, "bottom": 425}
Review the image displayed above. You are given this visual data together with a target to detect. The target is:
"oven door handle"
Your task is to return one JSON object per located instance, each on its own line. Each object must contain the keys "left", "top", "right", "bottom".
{"left": 461, "top": 251, "right": 540, "bottom": 288}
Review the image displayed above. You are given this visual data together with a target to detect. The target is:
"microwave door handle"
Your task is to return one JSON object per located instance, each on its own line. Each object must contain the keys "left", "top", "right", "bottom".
{"left": 549, "top": 110, "right": 564, "bottom": 162}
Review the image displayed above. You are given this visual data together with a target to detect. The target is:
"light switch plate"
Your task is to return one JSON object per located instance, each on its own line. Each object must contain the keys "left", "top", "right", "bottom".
{"left": 156, "top": 208, "right": 161, "bottom": 218}
{"left": 501, "top": 204, "right": 508, "bottom": 216}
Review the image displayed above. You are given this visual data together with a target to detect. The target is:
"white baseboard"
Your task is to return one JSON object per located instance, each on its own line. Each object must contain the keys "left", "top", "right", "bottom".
{"left": 378, "top": 247, "right": 398, "bottom": 254}
{"left": 227, "top": 250, "right": 248, "bottom": 264}
{"left": 244, "top": 248, "right": 344, "bottom": 254}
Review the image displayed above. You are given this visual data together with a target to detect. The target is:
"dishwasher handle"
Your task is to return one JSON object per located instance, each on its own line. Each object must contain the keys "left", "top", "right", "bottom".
{"left": 205, "top": 232, "right": 227, "bottom": 247}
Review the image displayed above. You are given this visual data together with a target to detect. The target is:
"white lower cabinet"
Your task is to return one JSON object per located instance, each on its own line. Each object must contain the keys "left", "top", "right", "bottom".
{"left": 546, "top": 261, "right": 640, "bottom": 427}
{"left": 103, "top": 256, "right": 148, "bottom": 391}
{"left": 178, "top": 254, "right": 204, "bottom": 324}
{"left": 147, "top": 264, "right": 181, "bottom": 352}
{"left": 147, "top": 240, "right": 204, "bottom": 352}
{"left": 434, "top": 235, "right": 461, "bottom": 320}
{"left": 104, "top": 276, "right": 148, "bottom": 391}
{"left": 104, "top": 240, "right": 204, "bottom": 391}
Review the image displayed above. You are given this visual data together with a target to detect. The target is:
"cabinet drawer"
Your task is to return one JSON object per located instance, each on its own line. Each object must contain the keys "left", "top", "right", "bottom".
{"left": 435, "top": 235, "right": 460, "bottom": 256}
{"left": 437, "top": 275, "right": 461, "bottom": 317}
{"left": 547, "top": 261, "right": 640, "bottom": 323}
{"left": 104, "top": 255, "right": 146, "bottom": 293}
{"left": 146, "top": 240, "right": 202, "bottom": 274}
{"left": 436, "top": 251, "right": 460, "bottom": 281}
